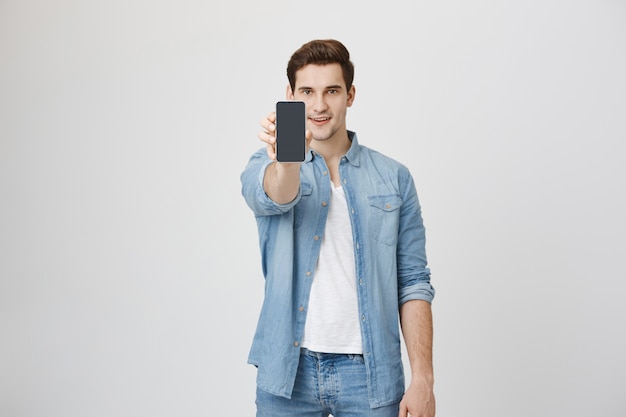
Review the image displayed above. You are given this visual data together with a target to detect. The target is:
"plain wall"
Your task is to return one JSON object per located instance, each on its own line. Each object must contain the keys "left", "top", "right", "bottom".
{"left": 1, "top": 0, "right": 625, "bottom": 416}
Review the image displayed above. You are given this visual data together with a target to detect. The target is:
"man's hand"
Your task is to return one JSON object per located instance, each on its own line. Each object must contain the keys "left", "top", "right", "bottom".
{"left": 258, "top": 111, "right": 278, "bottom": 160}
{"left": 398, "top": 377, "right": 435, "bottom": 417}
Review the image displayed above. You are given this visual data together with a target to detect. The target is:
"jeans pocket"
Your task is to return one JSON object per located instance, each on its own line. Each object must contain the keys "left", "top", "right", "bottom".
{"left": 347, "top": 354, "right": 365, "bottom": 364}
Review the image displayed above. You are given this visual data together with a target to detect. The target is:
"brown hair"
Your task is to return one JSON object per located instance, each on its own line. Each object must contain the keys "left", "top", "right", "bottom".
{"left": 286, "top": 39, "right": 355, "bottom": 92}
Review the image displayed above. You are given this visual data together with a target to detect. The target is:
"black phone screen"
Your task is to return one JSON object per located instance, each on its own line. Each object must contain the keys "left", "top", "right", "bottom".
{"left": 275, "top": 101, "right": 306, "bottom": 162}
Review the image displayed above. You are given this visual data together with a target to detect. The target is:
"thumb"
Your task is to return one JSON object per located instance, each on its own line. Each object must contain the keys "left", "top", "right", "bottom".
{"left": 398, "top": 402, "right": 408, "bottom": 417}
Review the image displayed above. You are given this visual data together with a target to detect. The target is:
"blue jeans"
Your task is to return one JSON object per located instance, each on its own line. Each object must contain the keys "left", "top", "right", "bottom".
{"left": 256, "top": 349, "right": 401, "bottom": 417}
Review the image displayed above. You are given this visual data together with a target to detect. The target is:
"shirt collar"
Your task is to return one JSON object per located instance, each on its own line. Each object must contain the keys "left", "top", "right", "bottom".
{"left": 344, "top": 130, "right": 361, "bottom": 167}
{"left": 306, "top": 130, "right": 361, "bottom": 167}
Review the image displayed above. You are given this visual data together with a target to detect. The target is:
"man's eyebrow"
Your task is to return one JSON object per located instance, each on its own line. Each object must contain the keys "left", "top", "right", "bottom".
{"left": 297, "top": 85, "right": 344, "bottom": 91}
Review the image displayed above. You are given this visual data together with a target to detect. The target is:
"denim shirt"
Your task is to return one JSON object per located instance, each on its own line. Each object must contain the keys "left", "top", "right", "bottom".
{"left": 240, "top": 131, "right": 435, "bottom": 408}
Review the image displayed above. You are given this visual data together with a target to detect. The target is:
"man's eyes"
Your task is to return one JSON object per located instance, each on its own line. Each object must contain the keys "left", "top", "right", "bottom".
{"left": 301, "top": 90, "right": 338, "bottom": 95}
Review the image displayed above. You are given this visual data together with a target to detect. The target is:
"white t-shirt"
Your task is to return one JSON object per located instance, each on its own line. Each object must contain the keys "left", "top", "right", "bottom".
{"left": 301, "top": 184, "right": 363, "bottom": 354}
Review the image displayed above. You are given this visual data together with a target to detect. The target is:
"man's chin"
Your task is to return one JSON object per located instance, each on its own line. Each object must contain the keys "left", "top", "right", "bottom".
{"left": 312, "top": 135, "right": 331, "bottom": 142}
{"left": 311, "top": 127, "right": 334, "bottom": 142}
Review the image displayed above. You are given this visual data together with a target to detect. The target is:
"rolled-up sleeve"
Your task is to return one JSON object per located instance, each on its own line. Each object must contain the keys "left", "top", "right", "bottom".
{"left": 396, "top": 167, "right": 435, "bottom": 306}
{"left": 241, "top": 149, "right": 301, "bottom": 216}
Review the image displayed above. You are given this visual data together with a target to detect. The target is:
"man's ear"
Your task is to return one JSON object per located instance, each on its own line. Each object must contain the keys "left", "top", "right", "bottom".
{"left": 286, "top": 85, "right": 295, "bottom": 100}
{"left": 347, "top": 85, "right": 356, "bottom": 107}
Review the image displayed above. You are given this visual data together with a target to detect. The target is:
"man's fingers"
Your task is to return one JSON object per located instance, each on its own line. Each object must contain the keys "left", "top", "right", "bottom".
{"left": 260, "top": 120, "right": 276, "bottom": 134}
{"left": 259, "top": 111, "right": 279, "bottom": 160}
{"left": 266, "top": 142, "right": 276, "bottom": 160}
{"left": 260, "top": 112, "right": 276, "bottom": 134}
{"left": 258, "top": 129, "right": 275, "bottom": 144}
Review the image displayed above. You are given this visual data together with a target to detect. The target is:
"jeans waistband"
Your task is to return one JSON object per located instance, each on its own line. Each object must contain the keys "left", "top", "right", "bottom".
{"left": 300, "top": 347, "right": 363, "bottom": 358}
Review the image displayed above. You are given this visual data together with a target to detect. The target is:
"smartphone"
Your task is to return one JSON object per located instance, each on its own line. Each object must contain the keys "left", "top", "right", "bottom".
{"left": 275, "top": 101, "right": 306, "bottom": 162}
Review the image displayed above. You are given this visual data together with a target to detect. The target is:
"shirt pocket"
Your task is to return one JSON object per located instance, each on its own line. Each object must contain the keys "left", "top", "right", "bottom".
{"left": 367, "top": 194, "right": 402, "bottom": 246}
{"left": 294, "top": 182, "right": 314, "bottom": 228}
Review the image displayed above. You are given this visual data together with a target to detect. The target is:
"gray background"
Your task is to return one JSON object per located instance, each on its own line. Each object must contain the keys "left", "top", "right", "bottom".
{"left": 1, "top": 0, "right": 625, "bottom": 416}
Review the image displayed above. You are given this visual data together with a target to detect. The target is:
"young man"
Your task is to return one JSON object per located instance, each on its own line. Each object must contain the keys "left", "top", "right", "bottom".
{"left": 241, "top": 39, "right": 436, "bottom": 417}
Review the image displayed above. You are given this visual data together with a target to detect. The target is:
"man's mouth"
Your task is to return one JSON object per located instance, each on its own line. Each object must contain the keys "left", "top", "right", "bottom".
{"left": 309, "top": 116, "right": 331, "bottom": 125}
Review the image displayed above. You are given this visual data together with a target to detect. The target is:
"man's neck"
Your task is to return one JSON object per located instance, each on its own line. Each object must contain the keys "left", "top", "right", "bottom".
{"left": 310, "top": 131, "right": 351, "bottom": 187}
{"left": 310, "top": 131, "right": 351, "bottom": 162}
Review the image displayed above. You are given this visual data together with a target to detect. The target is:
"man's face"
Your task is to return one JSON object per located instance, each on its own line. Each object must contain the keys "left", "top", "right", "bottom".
{"left": 287, "top": 63, "right": 355, "bottom": 143}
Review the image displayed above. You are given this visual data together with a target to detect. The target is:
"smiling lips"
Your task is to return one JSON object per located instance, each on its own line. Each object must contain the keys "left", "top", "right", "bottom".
{"left": 309, "top": 116, "right": 331, "bottom": 126}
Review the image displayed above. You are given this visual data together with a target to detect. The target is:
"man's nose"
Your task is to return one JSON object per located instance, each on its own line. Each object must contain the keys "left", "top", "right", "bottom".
{"left": 312, "top": 93, "right": 328, "bottom": 112}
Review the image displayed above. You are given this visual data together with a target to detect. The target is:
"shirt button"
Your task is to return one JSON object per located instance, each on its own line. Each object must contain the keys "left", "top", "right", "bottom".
{"left": 306, "top": 271, "right": 312, "bottom": 277}
{"left": 323, "top": 170, "right": 328, "bottom": 176}
{"left": 386, "top": 203, "right": 391, "bottom": 209}
{"left": 359, "top": 279, "right": 363, "bottom": 285}
{"left": 351, "top": 208, "right": 355, "bottom": 214}
{"left": 343, "top": 178, "right": 347, "bottom": 184}
{"left": 294, "top": 341, "right": 299, "bottom": 347}
{"left": 299, "top": 306, "right": 304, "bottom": 312}
{"left": 321, "top": 201, "right": 327, "bottom": 207}
{"left": 356, "top": 243, "right": 359, "bottom": 250}
{"left": 314, "top": 235, "right": 320, "bottom": 241}
{"left": 361, "top": 315, "right": 365, "bottom": 321}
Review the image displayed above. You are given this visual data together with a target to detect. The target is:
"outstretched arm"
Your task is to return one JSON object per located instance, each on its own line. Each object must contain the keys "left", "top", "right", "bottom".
{"left": 258, "top": 111, "right": 311, "bottom": 204}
